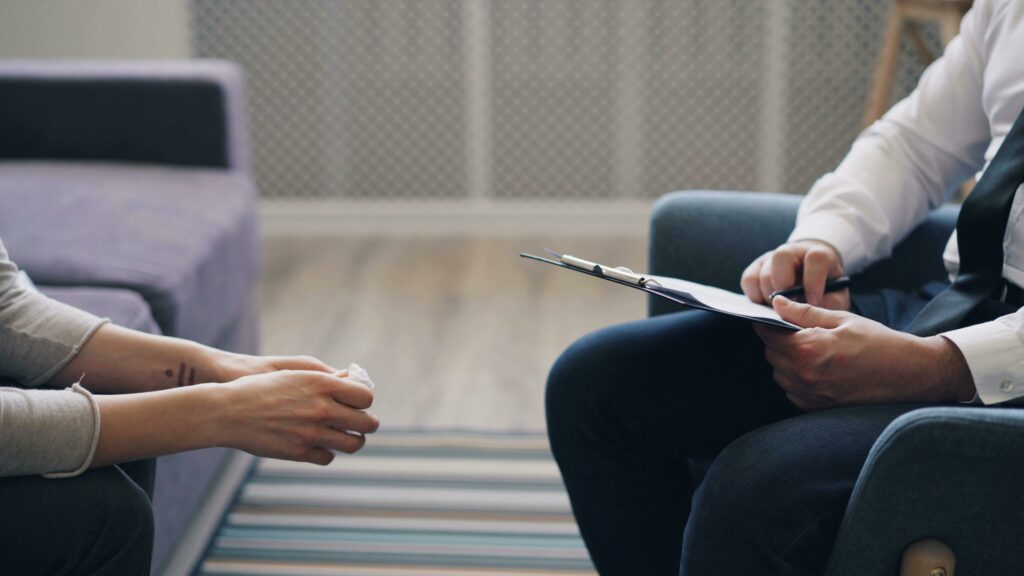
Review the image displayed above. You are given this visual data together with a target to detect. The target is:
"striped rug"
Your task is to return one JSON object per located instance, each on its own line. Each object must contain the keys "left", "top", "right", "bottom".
{"left": 197, "top": 432, "right": 596, "bottom": 575}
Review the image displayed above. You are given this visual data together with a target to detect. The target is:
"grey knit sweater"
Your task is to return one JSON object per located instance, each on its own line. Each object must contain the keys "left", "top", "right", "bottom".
{"left": 0, "top": 238, "right": 108, "bottom": 477}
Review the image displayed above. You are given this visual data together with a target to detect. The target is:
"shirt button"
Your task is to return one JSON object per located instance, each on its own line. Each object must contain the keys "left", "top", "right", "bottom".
{"left": 1001, "top": 380, "right": 1014, "bottom": 393}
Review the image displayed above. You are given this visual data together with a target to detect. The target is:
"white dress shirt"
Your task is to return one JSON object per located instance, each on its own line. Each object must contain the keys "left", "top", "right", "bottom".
{"left": 788, "top": 0, "right": 1024, "bottom": 404}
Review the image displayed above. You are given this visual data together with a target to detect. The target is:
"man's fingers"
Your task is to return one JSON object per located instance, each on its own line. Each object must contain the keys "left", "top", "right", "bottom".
{"left": 772, "top": 295, "right": 845, "bottom": 329}
{"left": 764, "top": 346, "right": 796, "bottom": 373}
{"left": 773, "top": 369, "right": 799, "bottom": 392}
{"left": 742, "top": 259, "right": 766, "bottom": 303}
{"left": 784, "top": 392, "right": 813, "bottom": 412}
{"left": 769, "top": 250, "right": 799, "bottom": 297}
{"left": 820, "top": 290, "right": 850, "bottom": 311}
{"left": 801, "top": 248, "right": 832, "bottom": 306}
{"left": 752, "top": 322, "right": 791, "bottom": 349}
{"left": 759, "top": 263, "right": 776, "bottom": 304}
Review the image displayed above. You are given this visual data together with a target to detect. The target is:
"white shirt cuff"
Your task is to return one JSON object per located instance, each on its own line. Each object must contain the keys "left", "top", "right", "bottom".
{"left": 787, "top": 213, "right": 872, "bottom": 275}
{"left": 942, "top": 319, "right": 1024, "bottom": 405}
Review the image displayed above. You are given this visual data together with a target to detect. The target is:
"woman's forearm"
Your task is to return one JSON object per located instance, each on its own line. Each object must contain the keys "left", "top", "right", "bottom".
{"left": 50, "top": 324, "right": 226, "bottom": 393}
{"left": 90, "top": 383, "right": 230, "bottom": 468}
{"left": 89, "top": 371, "right": 380, "bottom": 470}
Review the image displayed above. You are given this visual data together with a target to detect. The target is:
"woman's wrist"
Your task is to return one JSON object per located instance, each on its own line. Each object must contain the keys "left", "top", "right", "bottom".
{"left": 193, "top": 345, "right": 236, "bottom": 384}
{"left": 196, "top": 381, "right": 242, "bottom": 448}
{"left": 91, "top": 382, "right": 239, "bottom": 467}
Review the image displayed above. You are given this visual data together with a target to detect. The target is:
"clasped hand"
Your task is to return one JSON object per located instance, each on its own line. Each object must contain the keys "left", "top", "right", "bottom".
{"left": 212, "top": 353, "right": 379, "bottom": 465}
{"left": 742, "top": 241, "right": 974, "bottom": 411}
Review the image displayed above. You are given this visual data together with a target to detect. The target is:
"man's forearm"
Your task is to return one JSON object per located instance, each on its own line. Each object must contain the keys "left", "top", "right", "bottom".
{"left": 50, "top": 324, "right": 228, "bottom": 393}
{"left": 925, "top": 336, "right": 977, "bottom": 403}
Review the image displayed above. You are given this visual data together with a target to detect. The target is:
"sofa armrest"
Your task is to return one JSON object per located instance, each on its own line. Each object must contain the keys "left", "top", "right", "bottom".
{"left": 826, "top": 407, "right": 1024, "bottom": 575}
{"left": 0, "top": 60, "right": 250, "bottom": 172}
{"left": 647, "top": 190, "right": 960, "bottom": 317}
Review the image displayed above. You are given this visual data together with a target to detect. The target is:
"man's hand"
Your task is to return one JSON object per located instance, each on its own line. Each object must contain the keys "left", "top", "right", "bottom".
{"left": 752, "top": 296, "right": 976, "bottom": 411}
{"left": 741, "top": 240, "right": 850, "bottom": 310}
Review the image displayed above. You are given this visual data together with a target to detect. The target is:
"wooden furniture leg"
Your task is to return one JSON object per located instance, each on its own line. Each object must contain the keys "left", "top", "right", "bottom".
{"left": 862, "top": 0, "right": 973, "bottom": 129}
{"left": 863, "top": 1, "right": 907, "bottom": 129}
{"left": 900, "top": 538, "right": 956, "bottom": 576}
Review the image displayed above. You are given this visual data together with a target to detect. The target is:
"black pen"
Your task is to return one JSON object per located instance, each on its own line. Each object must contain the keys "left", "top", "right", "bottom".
{"left": 770, "top": 276, "right": 851, "bottom": 301}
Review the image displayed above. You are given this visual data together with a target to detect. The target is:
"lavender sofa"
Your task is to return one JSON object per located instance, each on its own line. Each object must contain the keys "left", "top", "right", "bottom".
{"left": 0, "top": 60, "right": 260, "bottom": 574}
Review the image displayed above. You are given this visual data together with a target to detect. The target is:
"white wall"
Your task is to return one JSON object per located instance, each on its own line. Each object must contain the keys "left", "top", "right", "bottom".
{"left": 0, "top": 0, "right": 191, "bottom": 59}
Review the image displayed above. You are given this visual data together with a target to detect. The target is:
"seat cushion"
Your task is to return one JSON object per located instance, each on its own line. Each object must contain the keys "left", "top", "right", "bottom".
{"left": 0, "top": 161, "right": 258, "bottom": 346}
{"left": 39, "top": 285, "right": 161, "bottom": 335}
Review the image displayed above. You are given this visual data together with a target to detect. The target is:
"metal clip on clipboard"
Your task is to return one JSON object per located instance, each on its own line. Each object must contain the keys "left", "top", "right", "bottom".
{"left": 546, "top": 249, "right": 663, "bottom": 289}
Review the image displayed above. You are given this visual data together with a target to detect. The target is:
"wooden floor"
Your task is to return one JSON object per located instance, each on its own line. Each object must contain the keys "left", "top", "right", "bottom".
{"left": 260, "top": 236, "right": 646, "bottom": 432}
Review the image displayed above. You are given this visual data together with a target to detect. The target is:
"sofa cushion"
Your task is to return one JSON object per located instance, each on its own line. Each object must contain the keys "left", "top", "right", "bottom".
{"left": 0, "top": 161, "right": 258, "bottom": 346}
{"left": 39, "top": 285, "right": 161, "bottom": 335}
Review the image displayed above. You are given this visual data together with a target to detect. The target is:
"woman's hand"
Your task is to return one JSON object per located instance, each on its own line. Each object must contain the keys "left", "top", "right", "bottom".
{"left": 52, "top": 322, "right": 348, "bottom": 393}
{"left": 752, "top": 296, "right": 975, "bottom": 411}
{"left": 741, "top": 240, "right": 850, "bottom": 310}
{"left": 217, "top": 370, "right": 379, "bottom": 465}
{"left": 92, "top": 369, "right": 379, "bottom": 469}
{"left": 210, "top": 351, "right": 340, "bottom": 383}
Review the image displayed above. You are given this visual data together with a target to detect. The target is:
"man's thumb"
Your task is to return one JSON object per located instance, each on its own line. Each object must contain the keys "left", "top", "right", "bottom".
{"left": 772, "top": 295, "right": 843, "bottom": 329}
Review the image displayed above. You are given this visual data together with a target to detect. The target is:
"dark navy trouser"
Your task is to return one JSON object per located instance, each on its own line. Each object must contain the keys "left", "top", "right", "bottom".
{"left": 546, "top": 285, "right": 960, "bottom": 575}
{"left": 0, "top": 459, "right": 155, "bottom": 575}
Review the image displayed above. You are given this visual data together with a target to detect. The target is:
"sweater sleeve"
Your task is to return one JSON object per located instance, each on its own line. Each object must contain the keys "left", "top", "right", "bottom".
{"left": 0, "top": 238, "right": 108, "bottom": 387}
{"left": 0, "top": 384, "right": 102, "bottom": 477}
{"left": 0, "top": 237, "right": 108, "bottom": 477}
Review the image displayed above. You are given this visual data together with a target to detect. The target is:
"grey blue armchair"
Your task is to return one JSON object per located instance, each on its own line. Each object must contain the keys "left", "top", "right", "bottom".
{"left": 649, "top": 190, "right": 1024, "bottom": 575}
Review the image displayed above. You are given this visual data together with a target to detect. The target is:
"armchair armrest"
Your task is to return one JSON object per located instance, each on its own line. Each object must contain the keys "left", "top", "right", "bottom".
{"left": 648, "top": 191, "right": 801, "bottom": 316}
{"left": 826, "top": 407, "right": 1024, "bottom": 575}
{"left": 0, "top": 60, "right": 250, "bottom": 172}
{"left": 647, "top": 190, "right": 960, "bottom": 317}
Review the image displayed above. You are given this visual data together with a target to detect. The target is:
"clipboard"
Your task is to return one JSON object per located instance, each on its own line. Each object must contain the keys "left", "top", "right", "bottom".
{"left": 521, "top": 249, "right": 800, "bottom": 331}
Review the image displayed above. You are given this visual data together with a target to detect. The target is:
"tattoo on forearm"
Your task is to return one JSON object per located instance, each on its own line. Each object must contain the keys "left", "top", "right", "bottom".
{"left": 164, "top": 363, "right": 197, "bottom": 387}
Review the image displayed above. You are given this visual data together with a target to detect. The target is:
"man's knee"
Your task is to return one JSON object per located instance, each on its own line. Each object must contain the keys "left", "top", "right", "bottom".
{"left": 695, "top": 431, "right": 797, "bottom": 523}
{"left": 683, "top": 422, "right": 852, "bottom": 573}
{"left": 546, "top": 328, "right": 626, "bottom": 440}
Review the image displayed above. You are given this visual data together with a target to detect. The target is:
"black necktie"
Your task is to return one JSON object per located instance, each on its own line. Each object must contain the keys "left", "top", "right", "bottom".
{"left": 907, "top": 106, "right": 1024, "bottom": 337}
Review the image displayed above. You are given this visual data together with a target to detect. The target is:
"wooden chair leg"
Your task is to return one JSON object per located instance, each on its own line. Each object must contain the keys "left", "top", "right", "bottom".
{"left": 937, "top": 9, "right": 965, "bottom": 46}
{"left": 862, "top": 1, "right": 906, "bottom": 128}
{"left": 900, "top": 538, "right": 956, "bottom": 576}
{"left": 862, "top": 0, "right": 972, "bottom": 129}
